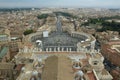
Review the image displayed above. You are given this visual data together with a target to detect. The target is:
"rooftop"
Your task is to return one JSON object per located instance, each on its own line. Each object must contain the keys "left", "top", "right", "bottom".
{"left": 116, "top": 47, "right": 120, "bottom": 53}
{"left": 87, "top": 71, "right": 97, "bottom": 80}
{"left": 0, "top": 63, "right": 14, "bottom": 69}
{"left": 41, "top": 56, "right": 74, "bottom": 80}
{"left": 0, "top": 46, "right": 9, "bottom": 59}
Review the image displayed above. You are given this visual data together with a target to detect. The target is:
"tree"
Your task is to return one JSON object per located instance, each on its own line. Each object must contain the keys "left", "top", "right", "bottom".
{"left": 23, "top": 29, "right": 34, "bottom": 35}
{"left": 37, "top": 14, "right": 48, "bottom": 19}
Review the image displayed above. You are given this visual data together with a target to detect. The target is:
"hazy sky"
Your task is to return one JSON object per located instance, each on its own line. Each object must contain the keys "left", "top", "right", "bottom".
{"left": 0, "top": 0, "right": 120, "bottom": 8}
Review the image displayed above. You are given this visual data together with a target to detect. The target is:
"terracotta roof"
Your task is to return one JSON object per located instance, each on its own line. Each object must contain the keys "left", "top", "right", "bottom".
{"left": 108, "top": 40, "right": 120, "bottom": 45}
{"left": 87, "top": 71, "right": 96, "bottom": 80}
{"left": 111, "top": 69, "right": 120, "bottom": 75}
{"left": 101, "top": 42, "right": 120, "bottom": 66}
{"left": 15, "top": 64, "right": 25, "bottom": 71}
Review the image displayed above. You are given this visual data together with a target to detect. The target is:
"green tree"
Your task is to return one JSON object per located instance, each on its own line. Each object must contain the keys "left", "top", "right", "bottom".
{"left": 23, "top": 29, "right": 34, "bottom": 35}
{"left": 37, "top": 14, "right": 48, "bottom": 19}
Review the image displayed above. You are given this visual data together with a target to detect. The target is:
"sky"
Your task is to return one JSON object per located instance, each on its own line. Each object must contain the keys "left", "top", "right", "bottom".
{"left": 0, "top": 0, "right": 120, "bottom": 8}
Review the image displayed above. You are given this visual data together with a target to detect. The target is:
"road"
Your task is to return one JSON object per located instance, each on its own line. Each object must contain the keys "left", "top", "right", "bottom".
{"left": 56, "top": 16, "right": 62, "bottom": 33}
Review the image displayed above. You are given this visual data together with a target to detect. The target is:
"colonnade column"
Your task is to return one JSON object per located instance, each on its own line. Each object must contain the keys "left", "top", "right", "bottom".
{"left": 69, "top": 48, "right": 71, "bottom": 52}
{"left": 62, "top": 47, "right": 64, "bottom": 52}
{"left": 46, "top": 48, "right": 48, "bottom": 52}
{"left": 58, "top": 47, "right": 60, "bottom": 52}
{"left": 54, "top": 47, "right": 56, "bottom": 52}
{"left": 66, "top": 48, "right": 68, "bottom": 52}
{"left": 49, "top": 48, "right": 52, "bottom": 52}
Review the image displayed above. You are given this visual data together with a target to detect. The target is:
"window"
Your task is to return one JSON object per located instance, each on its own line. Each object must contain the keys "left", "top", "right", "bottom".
{"left": 93, "top": 61, "right": 98, "bottom": 65}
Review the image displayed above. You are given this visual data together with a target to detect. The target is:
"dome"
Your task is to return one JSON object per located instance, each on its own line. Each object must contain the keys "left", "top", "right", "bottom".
{"left": 32, "top": 70, "right": 38, "bottom": 76}
{"left": 38, "top": 59, "right": 42, "bottom": 62}
{"left": 76, "top": 70, "right": 84, "bottom": 76}
{"left": 81, "top": 41, "right": 84, "bottom": 43}
{"left": 74, "top": 59, "right": 79, "bottom": 62}
{"left": 21, "top": 67, "right": 25, "bottom": 71}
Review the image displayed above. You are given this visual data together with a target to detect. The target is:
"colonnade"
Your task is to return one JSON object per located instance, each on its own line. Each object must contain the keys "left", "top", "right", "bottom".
{"left": 71, "top": 33, "right": 85, "bottom": 38}
{"left": 71, "top": 32, "right": 90, "bottom": 39}
{"left": 45, "top": 47, "right": 72, "bottom": 52}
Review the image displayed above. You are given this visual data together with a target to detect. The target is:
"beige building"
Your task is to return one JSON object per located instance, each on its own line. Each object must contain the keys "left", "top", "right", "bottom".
{"left": 0, "top": 63, "right": 15, "bottom": 80}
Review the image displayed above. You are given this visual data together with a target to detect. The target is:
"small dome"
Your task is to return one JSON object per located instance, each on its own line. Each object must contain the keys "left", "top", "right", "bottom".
{"left": 74, "top": 59, "right": 79, "bottom": 62}
{"left": 76, "top": 70, "right": 84, "bottom": 76}
{"left": 21, "top": 67, "right": 25, "bottom": 71}
{"left": 38, "top": 59, "right": 42, "bottom": 62}
{"left": 32, "top": 70, "right": 38, "bottom": 76}
{"left": 81, "top": 41, "right": 84, "bottom": 43}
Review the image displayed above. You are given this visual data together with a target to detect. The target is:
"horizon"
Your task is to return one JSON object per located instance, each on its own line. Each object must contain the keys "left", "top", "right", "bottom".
{"left": 0, "top": 0, "right": 120, "bottom": 9}
{"left": 0, "top": 7, "right": 119, "bottom": 9}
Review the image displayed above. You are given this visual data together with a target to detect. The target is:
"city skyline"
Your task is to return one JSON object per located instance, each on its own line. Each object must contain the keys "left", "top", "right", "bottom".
{"left": 0, "top": 0, "right": 120, "bottom": 8}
